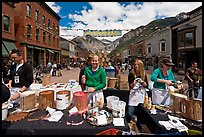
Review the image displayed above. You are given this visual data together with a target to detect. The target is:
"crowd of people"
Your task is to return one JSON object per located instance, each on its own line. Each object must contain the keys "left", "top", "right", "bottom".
{"left": 2, "top": 48, "right": 202, "bottom": 132}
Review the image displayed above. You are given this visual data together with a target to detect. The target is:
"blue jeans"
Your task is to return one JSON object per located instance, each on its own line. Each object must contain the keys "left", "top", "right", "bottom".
{"left": 128, "top": 106, "right": 137, "bottom": 117}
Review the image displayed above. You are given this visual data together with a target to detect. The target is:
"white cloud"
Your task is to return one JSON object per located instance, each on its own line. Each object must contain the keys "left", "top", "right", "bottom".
{"left": 59, "top": 2, "right": 202, "bottom": 41}
{"left": 45, "top": 2, "right": 61, "bottom": 13}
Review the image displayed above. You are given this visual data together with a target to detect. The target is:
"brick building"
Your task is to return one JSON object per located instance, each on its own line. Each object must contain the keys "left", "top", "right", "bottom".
{"left": 14, "top": 2, "right": 61, "bottom": 68}
{"left": 2, "top": 2, "right": 17, "bottom": 58}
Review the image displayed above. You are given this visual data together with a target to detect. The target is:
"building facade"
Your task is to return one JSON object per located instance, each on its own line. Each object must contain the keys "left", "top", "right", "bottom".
{"left": 14, "top": 2, "right": 61, "bottom": 68}
{"left": 171, "top": 5, "right": 202, "bottom": 74}
{"left": 68, "top": 40, "right": 76, "bottom": 63}
{"left": 145, "top": 27, "right": 172, "bottom": 69}
{"left": 60, "top": 37, "right": 69, "bottom": 66}
{"left": 2, "top": 2, "right": 17, "bottom": 57}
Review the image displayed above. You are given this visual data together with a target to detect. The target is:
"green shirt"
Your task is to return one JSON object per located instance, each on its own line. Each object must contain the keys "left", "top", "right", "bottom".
{"left": 84, "top": 66, "right": 106, "bottom": 91}
{"left": 150, "top": 68, "right": 176, "bottom": 89}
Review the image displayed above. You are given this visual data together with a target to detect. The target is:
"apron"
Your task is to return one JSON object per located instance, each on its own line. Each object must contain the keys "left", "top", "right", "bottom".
{"left": 152, "top": 88, "right": 170, "bottom": 106}
{"left": 128, "top": 87, "right": 146, "bottom": 106}
{"left": 9, "top": 87, "right": 31, "bottom": 106}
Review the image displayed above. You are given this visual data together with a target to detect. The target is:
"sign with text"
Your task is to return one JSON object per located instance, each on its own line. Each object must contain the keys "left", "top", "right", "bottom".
{"left": 83, "top": 30, "right": 122, "bottom": 37}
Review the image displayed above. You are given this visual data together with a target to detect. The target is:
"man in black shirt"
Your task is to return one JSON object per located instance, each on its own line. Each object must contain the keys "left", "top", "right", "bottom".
{"left": 6, "top": 49, "right": 33, "bottom": 105}
{"left": 78, "top": 55, "right": 92, "bottom": 91}
{"left": 185, "top": 61, "right": 201, "bottom": 98}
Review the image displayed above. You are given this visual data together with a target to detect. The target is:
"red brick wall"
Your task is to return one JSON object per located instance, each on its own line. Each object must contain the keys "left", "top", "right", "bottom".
{"left": 2, "top": 2, "right": 15, "bottom": 41}
{"left": 14, "top": 2, "right": 60, "bottom": 51}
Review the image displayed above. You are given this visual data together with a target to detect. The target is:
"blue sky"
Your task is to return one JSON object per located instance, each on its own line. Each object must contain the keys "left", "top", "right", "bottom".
{"left": 46, "top": 2, "right": 202, "bottom": 41}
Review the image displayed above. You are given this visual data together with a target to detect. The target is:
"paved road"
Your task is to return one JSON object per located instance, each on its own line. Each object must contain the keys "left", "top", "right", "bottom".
{"left": 50, "top": 67, "right": 80, "bottom": 84}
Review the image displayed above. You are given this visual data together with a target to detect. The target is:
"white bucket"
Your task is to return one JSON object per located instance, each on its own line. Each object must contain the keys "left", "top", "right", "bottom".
{"left": 112, "top": 100, "right": 126, "bottom": 117}
{"left": 2, "top": 103, "right": 8, "bottom": 120}
{"left": 56, "top": 90, "right": 71, "bottom": 110}
{"left": 106, "top": 96, "right": 119, "bottom": 110}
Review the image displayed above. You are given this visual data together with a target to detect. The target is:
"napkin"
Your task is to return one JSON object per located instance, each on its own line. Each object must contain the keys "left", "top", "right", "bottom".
{"left": 158, "top": 121, "right": 174, "bottom": 130}
{"left": 68, "top": 106, "right": 79, "bottom": 116}
{"left": 113, "top": 118, "right": 125, "bottom": 126}
{"left": 97, "top": 114, "right": 107, "bottom": 125}
{"left": 45, "top": 107, "right": 63, "bottom": 122}
{"left": 169, "top": 120, "right": 188, "bottom": 132}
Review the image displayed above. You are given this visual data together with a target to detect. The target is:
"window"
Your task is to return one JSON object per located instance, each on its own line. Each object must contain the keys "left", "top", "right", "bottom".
{"left": 158, "top": 40, "right": 166, "bottom": 52}
{"left": 178, "top": 32, "right": 184, "bottom": 47}
{"left": 147, "top": 44, "right": 152, "bottom": 54}
{"left": 48, "top": 19, "right": 50, "bottom": 28}
{"left": 35, "top": 10, "right": 39, "bottom": 22}
{"left": 27, "top": 4, "right": 31, "bottom": 17}
{"left": 43, "top": 32, "right": 46, "bottom": 43}
{"left": 161, "top": 42, "right": 166, "bottom": 52}
{"left": 56, "top": 26, "right": 59, "bottom": 34}
{"left": 185, "top": 32, "right": 193, "bottom": 45}
{"left": 53, "top": 23, "right": 55, "bottom": 32}
{"left": 53, "top": 36, "right": 55, "bottom": 46}
{"left": 56, "top": 38, "right": 58, "bottom": 47}
{"left": 27, "top": 25, "right": 32, "bottom": 38}
{"left": 48, "top": 34, "right": 51, "bottom": 44}
{"left": 42, "top": 15, "right": 45, "bottom": 24}
{"left": 4, "top": 16, "right": 10, "bottom": 32}
{"left": 36, "top": 29, "right": 39, "bottom": 41}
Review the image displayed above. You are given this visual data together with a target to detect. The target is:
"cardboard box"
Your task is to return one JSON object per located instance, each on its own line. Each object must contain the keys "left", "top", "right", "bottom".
{"left": 119, "top": 81, "right": 129, "bottom": 90}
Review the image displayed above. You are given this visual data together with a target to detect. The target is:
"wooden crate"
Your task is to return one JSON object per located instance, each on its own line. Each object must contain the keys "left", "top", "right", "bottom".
{"left": 119, "top": 75, "right": 128, "bottom": 82}
{"left": 119, "top": 81, "right": 129, "bottom": 90}
{"left": 180, "top": 98, "right": 202, "bottom": 121}
{"left": 170, "top": 92, "right": 187, "bottom": 113}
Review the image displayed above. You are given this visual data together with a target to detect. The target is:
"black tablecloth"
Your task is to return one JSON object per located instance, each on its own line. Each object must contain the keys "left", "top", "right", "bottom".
{"left": 2, "top": 89, "right": 131, "bottom": 135}
{"left": 2, "top": 107, "right": 129, "bottom": 135}
{"left": 137, "top": 103, "right": 202, "bottom": 134}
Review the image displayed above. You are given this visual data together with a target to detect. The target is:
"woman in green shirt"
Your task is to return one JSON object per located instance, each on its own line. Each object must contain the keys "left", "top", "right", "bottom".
{"left": 150, "top": 58, "right": 176, "bottom": 106}
{"left": 82, "top": 55, "right": 106, "bottom": 105}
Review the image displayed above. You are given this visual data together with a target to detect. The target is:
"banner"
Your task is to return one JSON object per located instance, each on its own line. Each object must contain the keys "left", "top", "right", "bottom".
{"left": 83, "top": 30, "right": 122, "bottom": 37}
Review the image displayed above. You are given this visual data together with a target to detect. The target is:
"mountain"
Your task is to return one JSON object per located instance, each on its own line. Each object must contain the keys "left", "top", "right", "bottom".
{"left": 71, "top": 35, "right": 108, "bottom": 54}
{"left": 110, "top": 16, "right": 180, "bottom": 56}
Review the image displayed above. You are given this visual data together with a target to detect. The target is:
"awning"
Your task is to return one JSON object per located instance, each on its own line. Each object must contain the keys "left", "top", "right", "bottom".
{"left": 34, "top": 46, "right": 42, "bottom": 50}
{"left": 47, "top": 49, "right": 54, "bottom": 54}
{"left": 2, "top": 41, "right": 17, "bottom": 56}
{"left": 27, "top": 45, "right": 33, "bottom": 49}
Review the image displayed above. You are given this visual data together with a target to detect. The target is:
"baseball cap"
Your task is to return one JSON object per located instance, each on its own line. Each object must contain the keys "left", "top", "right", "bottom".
{"left": 162, "top": 58, "right": 175, "bottom": 66}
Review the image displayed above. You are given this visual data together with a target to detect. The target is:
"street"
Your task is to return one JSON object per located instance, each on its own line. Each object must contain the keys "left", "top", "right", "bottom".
{"left": 50, "top": 67, "right": 81, "bottom": 84}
